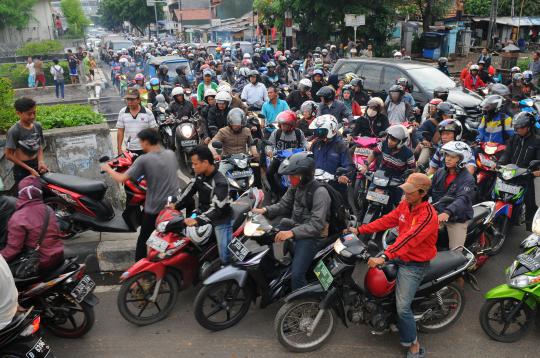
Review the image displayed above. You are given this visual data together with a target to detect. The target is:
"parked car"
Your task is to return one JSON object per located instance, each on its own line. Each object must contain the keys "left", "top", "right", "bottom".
{"left": 331, "top": 58, "right": 483, "bottom": 120}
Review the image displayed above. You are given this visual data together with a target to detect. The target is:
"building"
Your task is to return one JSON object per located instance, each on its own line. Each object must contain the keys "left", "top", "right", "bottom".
{"left": 471, "top": 16, "right": 540, "bottom": 46}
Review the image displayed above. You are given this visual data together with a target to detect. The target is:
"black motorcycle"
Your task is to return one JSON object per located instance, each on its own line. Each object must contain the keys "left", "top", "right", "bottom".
{"left": 212, "top": 141, "right": 258, "bottom": 198}
{"left": 175, "top": 115, "right": 200, "bottom": 175}
{"left": 154, "top": 107, "right": 177, "bottom": 151}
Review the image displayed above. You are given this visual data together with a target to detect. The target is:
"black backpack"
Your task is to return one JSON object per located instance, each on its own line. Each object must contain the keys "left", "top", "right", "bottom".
{"left": 304, "top": 180, "right": 348, "bottom": 236}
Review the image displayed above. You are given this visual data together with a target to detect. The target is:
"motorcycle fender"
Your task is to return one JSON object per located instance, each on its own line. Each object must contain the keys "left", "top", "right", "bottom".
{"left": 284, "top": 282, "right": 326, "bottom": 303}
{"left": 119, "top": 259, "right": 166, "bottom": 282}
{"left": 495, "top": 202, "right": 512, "bottom": 218}
{"left": 203, "top": 265, "right": 248, "bottom": 287}
{"left": 484, "top": 284, "right": 537, "bottom": 309}
{"left": 83, "top": 293, "right": 100, "bottom": 306}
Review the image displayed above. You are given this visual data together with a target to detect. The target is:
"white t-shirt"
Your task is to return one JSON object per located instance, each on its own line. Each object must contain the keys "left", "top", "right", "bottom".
{"left": 50, "top": 65, "right": 64, "bottom": 81}
{"left": 0, "top": 256, "right": 18, "bottom": 330}
{"left": 26, "top": 62, "right": 35, "bottom": 76}
{"left": 116, "top": 106, "right": 157, "bottom": 151}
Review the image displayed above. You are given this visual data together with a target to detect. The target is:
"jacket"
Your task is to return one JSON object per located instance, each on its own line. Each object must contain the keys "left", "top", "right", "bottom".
{"left": 286, "top": 90, "right": 310, "bottom": 111}
{"left": 266, "top": 180, "right": 331, "bottom": 239}
{"left": 0, "top": 177, "right": 63, "bottom": 269}
{"left": 463, "top": 74, "right": 485, "bottom": 91}
{"left": 317, "top": 100, "right": 353, "bottom": 124}
{"left": 359, "top": 200, "right": 438, "bottom": 262}
{"left": 197, "top": 81, "right": 219, "bottom": 102}
{"left": 0, "top": 196, "right": 16, "bottom": 249}
{"left": 431, "top": 168, "right": 476, "bottom": 222}
{"left": 476, "top": 112, "right": 514, "bottom": 144}
{"left": 499, "top": 132, "right": 540, "bottom": 168}
{"left": 168, "top": 99, "right": 195, "bottom": 120}
{"left": 353, "top": 90, "right": 370, "bottom": 106}
{"left": 206, "top": 105, "right": 231, "bottom": 133}
{"left": 173, "top": 75, "right": 190, "bottom": 88}
{"left": 352, "top": 113, "right": 389, "bottom": 137}
{"left": 312, "top": 136, "right": 354, "bottom": 178}
{"left": 211, "top": 126, "right": 253, "bottom": 156}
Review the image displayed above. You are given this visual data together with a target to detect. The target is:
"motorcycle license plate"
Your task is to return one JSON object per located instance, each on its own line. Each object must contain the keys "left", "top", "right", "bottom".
{"left": 366, "top": 190, "right": 390, "bottom": 205}
{"left": 355, "top": 147, "right": 373, "bottom": 156}
{"left": 26, "top": 337, "right": 51, "bottom": 358}
{"left": 314, "top": 260, "right": 333, "bottom": 291}
{"left": 70, "top": 275, "right": 96, "bottom": 303}
{"left": 181, "top": 139, "right": 197, "bottom": 147}
{"left": 479, "top": 155, "right": 496, "bottom": 168}
{"left": 229, "top": 170, "right": 252, "bottom": 179}
{"left": 228, "top": 237, "right": 249, "bottom": 261}
{"left": 495, "top": 181, "right": 521, "bottom": 195}
{"left": 517, "top": 253, "right": 540, "bottom": 272}
{"left": 146, "top": 234, "right": 169, "bottom": 253}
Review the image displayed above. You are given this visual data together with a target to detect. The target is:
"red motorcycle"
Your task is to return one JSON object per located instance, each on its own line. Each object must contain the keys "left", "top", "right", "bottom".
{"left": 41, "top": 150, "right": 146, "bottom": 238}
{"left": 476, "top": 142, "right": 506, "bottom": 202}
{"left": 116, "top": 188, "right": 265, "bottom": 326}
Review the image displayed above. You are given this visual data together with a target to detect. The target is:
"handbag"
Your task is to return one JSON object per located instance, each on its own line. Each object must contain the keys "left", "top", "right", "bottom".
{"left": 10, "top": 207, "right": 51, "bottom": 279}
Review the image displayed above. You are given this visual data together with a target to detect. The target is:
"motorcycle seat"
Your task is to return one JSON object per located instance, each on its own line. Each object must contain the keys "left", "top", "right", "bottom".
{"left": 422, "top": 251, "right": 468, "bottom": 283}
{"left": 14, "top": 257, "right": 78, "bottom": 289}
{"left": 230, "top": 196, "right": 255, "bottom": 231}
{"left": 42, "top": 173, "right": 107, "bottom": 201}
{"left": 466, "top": 205, "right": 491, "bottom": 232}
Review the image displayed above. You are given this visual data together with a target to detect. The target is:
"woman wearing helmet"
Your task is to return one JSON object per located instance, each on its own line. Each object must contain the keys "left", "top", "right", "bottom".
{"left": 286, "top": 78, "right": 312, "bottom": 111}
{"left": 206, "top": 91, "right": 233, "bottom": 136}
{"left": 463, "top": 64, "right": 486, "bottom": 91}
{"left": 197, "top": 69, "right": 218, "bottom": 102}
{"left": 385, "top": 85, "right": 414, "bottom": 124}
{"left": 262, "top": 61, "right": 280, "bottom": 88}
{"left": 169, "top": 86, "right": 195, "bottom": 120}
{"left": 298, "top": 101, "right": 318, "bottom": 136}
{"left": 477, "top": 94, "right": 513, "bottom": 144}
{"left": 147, "top": 77, "right": 170, "bottom": 108}
{"left": 241, "top": 70, "right": 268, "bottom": 110}
{"left": 341, "top": 85, "right": 362, "bottom": 116}
{"left": 431, "top": 141, "right": 475, "bottom": 250}
{"left": 352, "top": 97, "right": 389, "bottom": 137}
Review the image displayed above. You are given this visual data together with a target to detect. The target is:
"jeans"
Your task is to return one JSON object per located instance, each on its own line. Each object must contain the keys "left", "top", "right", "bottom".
{"left": 215, "top": 221, "right": 233, "bottom": 264}
{"left": 394, "top": 260, "right": 429, "bottom": 347}
{"left": 12, "top": 159, "right": 38, "bottom": 195}
{"left": 291, "top": 238, "right": 319, "bottom": 291}
{"left": 54, "top": 79, "right": 65, "bottom": 98}
{"left": 136, "top": 212, "right": 158, "bottom": 261}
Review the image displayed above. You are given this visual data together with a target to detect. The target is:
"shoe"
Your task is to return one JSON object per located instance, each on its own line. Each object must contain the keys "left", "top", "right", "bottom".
{"left": 405, "top": 347, "right": 425, "bottom": 358}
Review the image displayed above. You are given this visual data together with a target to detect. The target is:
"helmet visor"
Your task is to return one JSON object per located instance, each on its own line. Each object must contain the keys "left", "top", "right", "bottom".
{"left": 313, "top": 127, "right": 329, "bottom": 138}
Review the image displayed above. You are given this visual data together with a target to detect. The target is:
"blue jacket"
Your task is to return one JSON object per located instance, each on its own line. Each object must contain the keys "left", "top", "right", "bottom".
{"left": 431, "top": 168, "right": 476, "bottom": 223}
{"left": 312, "top": 136, "right": 354, "bottom": 178}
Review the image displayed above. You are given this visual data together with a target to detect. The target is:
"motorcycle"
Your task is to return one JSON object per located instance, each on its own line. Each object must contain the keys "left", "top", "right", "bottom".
{"left": 349, "top": 136, "right": 379, "bottom": 219}
{"left": 192, "top": 212, "right": 336, "bottom": 331}
{"left": 0, "top": 308, "right": 56, "bottom": 358}
{"left": 274, "top": 233, "right": 475, "bottom": 352}
{"left": 212, "top": 141, "right": 258, "bottom": 199}
{"left": 475, "top": 142, "right": 506, "bottom": 203}
{"left": 175, "top": 115, "right": 200, "bottom": 175}
{"left": 265, "top": 146, "right": 304, "bottom": 200}
{"left": 117, "top": 188, "right": 264, "bottom": 326}
{"left": 15, "top": 256, "right": 98, "bottom": 338}
{"left": 155, "top": 107, "right": 177, "bottom": 151}
{"left": 479, "top": 245, "right": 540, "bottom": 342}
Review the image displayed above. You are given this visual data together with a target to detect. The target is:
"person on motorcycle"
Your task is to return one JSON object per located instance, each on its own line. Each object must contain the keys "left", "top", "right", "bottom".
{"left": 173, "top": 145, "right": 233, "bottom": 264}
{"left": 348, "top": 173, "right": 437, "bottom": 358}
{"left": 241, "top": 70, "right": 268, "bottom": 111}
{"left": 385, "top": 85, "right": 414, "bottom": 125}
{"left": 352, "top": 97, "right": 389, "bottom": 137}
{"left": 421, "top": 87, "right": 449, "bottom": 122}
{"left": 385, "top": 78, "right": 416, "bottom": 108}
{"left": 0, "top": 254, "right": 18, "bottom": 331}
{"left": 276, "top": 56, "right": 291, "bottom": 84}
{"left": 477, "top": 60, "right": 492, "bottom": 84}
{"left": 252, "top": 152, "right": 331, "bottom": 290}
{"left": 437, "top": 57, "right": 450, "bottom": 76}
{"left": 1, "top": 176, "right": 64, "bottom": 272}
{"left": 476, "top": 94, "right": 513, "bottom": 145}
{"left": 147, "top": 77, "right": 170, "bottom": 109}
{"left": 199, "top": 89, "right": 217, "bottom": 143}
{"left": 415, "top": 100, "right": 449, "bottom": 168}
{"left": 197, "top": 69, "right": 218, "bottom": 102}
{"left": 252, "top": 51, "right": 263, "bottom": 69}
{"left": 522, "top": 70, "right": 539, "bottom": 97}
{"left": 298, "top": 100, "right": 318, "bottom": 137}
{"left": 157, "top": 64, "right": 169, "bottom": 84}
{"left": 173, "top": 66, "right": 191, "bottom": 88}
{"left": 431, "top": 141, "right": 476, "bottom": 250}
{"left": 206, "top": 91, "right": 233, "bottom": 137}
{"left": 506, "top": 66, "right": 521, "bottom": 86}
{"left": 289, "top": 60, "right": 303, "bottom": 84}
{"left": 341, "top": 85, "right": 363, "bottom": 116}
{"left": 463, "top": 64, "right": 486, "bottom": 91}
{"left": 509, "top": 73, "right": 526, "bottom": 100}
{"left": 316, "top": 86, "right": 353, "bottom": 124}
{"left": 262, "top": 61, "right": 280, "bottom": 87}
{"left": 499, "top": 112, "right": 540, "bottom": 231}
{"left": 350, "top": 78, "right": 370, "bottom": 106}
{"left": 310, "top": 69, "right": 326, "bottom": 101}
{"left": 287, "top": 78, "right": 312, "bottom": 111}
{"left": 169, "top": 87, "right": 195, "bottom": 120}
{"left": 221, "top": 62, "right": 236, "bottom": 85}
{"left": 261, "top": 86, "right": 290, "bottom": 133}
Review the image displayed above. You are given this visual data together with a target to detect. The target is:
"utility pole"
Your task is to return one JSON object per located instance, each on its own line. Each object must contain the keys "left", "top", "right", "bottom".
{"left": 154, "top": 3, "right": 158, "bottom": 38}
{"left": 177, "top": 0, "right": 183, "bottom": 40}
{"left": 486, "top": 0, "right": 498, "bottom": 49}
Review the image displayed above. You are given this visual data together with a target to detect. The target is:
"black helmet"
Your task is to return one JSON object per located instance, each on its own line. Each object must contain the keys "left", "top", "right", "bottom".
{"left": 436, "top": 102, "right": 455, "bottom": 119}
{"left": 278, "top": 152, "right": 315, "bottom": 178}
{"left": 438, "top": 119, "right": 463, "bottom": 141}
{"left": 433, "top": 86, "right": 449, "bottom": 101}
{"left": 350, "top": 78, "right": 364, "bottom": 88}
{"left": 388, "top": 84, "right": 404, "bottom": 95}
{"left": 316, "top": 86, "right": 336, "bottom": 101}
{"left": 489, "top": 83, "right": 510, "bottom": 97}
{"left": 512, "top": 111, "right": 535, "bottom": 130}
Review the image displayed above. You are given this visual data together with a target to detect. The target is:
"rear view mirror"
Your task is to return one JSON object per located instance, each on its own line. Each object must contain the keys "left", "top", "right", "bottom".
{"left": 99, "top": 156, "right": 110, "bottom": 163}
{"left": 336, "top": 167, "right": 349, "bottom": 176}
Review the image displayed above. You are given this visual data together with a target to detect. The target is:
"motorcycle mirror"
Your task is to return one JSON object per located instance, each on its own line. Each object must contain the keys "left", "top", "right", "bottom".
{"left": 378, "top": 131, "right": 387, "bottom": 138}
{"left": 336, "top": 167, "right": 349, "bottom": 176}
{"left": 167, "top": 195, "right": 177, "bottom": 205}
{"left": 258, "top": 113, "right": 266, "bottom": 119}
{"left": 212, "top": 141, "right": 223, "bottom": 150}
{"left": 99, "top": 156, "right": 110, "bottom": 163}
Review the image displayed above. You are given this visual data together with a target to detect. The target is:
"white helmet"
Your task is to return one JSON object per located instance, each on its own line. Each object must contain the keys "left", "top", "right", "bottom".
{"left": 470, "top": 64, "right": 480, "bottom": 71}
{"left": 299, "top": 78, "right": 312, "bottom": 91}
{"left": 215, "top": 91, "right": 232, "bottom": 104}
{"left": 441, "top": 141, "right": 472, "bottom": 168}
{"left": 171, "top": 87, "right": 184, "bottom": 97}
{"left": 309, "top": 114, "right": 339, "bottom": 139}
{"left": 217, "top": 83, "right": 232, "bottom": 94}
{"left": 185, "top": 224, "right": 212, "bottom": 245}
{"left": 204, "top": 88, "right": 217, "bottom": 98}
{"left": 243, "top": 53, "right": 251, "bottom": 59}
{"left": 386, "top": 124, "right": 410, "bottom": 149}
{"left": 239, "top": 67, "right": 250, "bottom": 77}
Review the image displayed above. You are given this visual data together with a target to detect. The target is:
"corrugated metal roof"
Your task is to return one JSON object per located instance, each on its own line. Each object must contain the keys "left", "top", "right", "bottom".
{"left": 472, "top": 16, "right": 540, "bottom": 27}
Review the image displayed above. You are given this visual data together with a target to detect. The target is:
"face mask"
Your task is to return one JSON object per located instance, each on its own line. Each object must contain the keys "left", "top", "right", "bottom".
{"left": 367, "top": 108, "right": 377, "bottom": 117}
{"left": 289, "top": 176, "right": 301, "bottom": 187}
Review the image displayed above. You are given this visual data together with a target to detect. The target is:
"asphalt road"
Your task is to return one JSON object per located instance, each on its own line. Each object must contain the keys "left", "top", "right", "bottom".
{"left": 46, "top": 225, "right": 539, "bottom": 358}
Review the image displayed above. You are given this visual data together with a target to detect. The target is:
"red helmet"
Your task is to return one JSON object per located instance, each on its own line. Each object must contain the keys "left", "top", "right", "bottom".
{"left": 364, "top": 267, "right": 396, "bottom": 298}
{"left": 276, "top": 110, "right": 297, "bottom": 127}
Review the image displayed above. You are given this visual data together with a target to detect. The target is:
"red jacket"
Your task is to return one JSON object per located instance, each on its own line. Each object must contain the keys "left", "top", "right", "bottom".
{"left": 463, "top": 74, "right": 485, "bottom": 91}
{"left": 358, "top": 200, "right": 438, "bottom": 262}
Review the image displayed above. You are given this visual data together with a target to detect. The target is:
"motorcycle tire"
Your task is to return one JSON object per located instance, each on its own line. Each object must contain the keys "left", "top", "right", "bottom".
{"left": 479, "top": 298, "right": 534, "bottom": 343}
{"left": 117, "top": 271, "right": 179, "bottom": 326}
{"left": 274, "top": 298, "right": 335, "bottom": 353}
{"left": 417, "top": 283, "right": 465, "bottom": 333}
{"left": 193, "top": 280, "right": 253, "bottom": 331}
{"left": 44, "top": 197, "right": 76, "bottom": 239}
{"left": 489, "top": 215, "right": 510, "bottom": 256}
{"left": 43, "top": 292, "right": 95, "bottom": 338}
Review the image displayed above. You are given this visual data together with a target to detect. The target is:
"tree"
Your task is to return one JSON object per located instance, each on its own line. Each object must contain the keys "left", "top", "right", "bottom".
{"left": 399, "top": 0, "right": 451, "bottom": 33}
{"left": 464, "top": 0, "right": 540, "bottom": 17}
{"left": 61, "top": 0, "right": 91, "bottom": 37}
{"left": 98, "top": 0, "right": 163, "bottom": 35}
{"left": 0, "top": 0, "right": 39, "bottom": 30}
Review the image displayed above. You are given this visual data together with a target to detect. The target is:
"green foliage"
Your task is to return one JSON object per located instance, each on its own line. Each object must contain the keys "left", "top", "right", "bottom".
{"left": 0, "top": 78, "right": 17, "bottom": 133}
{"left": 61, "top": 0, "right": 91, "bottom": 37}
{"left": 37, "top": 105, "right": 104, "bottom": 130}
{"left": 464, "top": 0, "right": 540, "bottom": 16}
{"left": 517, "top": 56, "right": 531, "bottom": 71}
{"left": 16, "top": 40, "right": 64, "bottom": 57}
{"left": 0, "top": 0, "right": 38, "bottom": 30}
{"left": 399, "top": 0, "right": 451, "bottom": 32}
{"left": 0, "top": 61, "right": 70, "bottom": 89}
{"left": 98, "top": 0, "right": 163, "bottom": 34}
{"left": 411, "top": 33, "right": 424, "bottom": 54}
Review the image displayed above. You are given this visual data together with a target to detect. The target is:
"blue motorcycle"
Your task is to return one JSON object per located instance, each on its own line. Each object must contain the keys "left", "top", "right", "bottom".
{"left": 265, "top": 147, "right": 304, "bottom": 200}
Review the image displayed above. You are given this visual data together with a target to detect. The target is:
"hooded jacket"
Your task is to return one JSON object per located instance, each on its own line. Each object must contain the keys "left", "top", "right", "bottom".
{"left": 431, "top": 167, "right": 476, "bottom": 223}
{"left": 0, "top": 177, "right": 63, "bottom": 269}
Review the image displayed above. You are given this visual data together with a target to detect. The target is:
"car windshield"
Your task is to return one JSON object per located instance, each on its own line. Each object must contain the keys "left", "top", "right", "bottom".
{"left": 407, "top": 67, "right": 456, "bottom": 92}
{"left": 112, "top": 41, "right": 133, "bottom": 50}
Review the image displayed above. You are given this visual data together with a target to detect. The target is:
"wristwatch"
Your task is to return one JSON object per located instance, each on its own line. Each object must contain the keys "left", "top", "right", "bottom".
{"left": 380, "top": 254, "right": 388, "bottom": 262}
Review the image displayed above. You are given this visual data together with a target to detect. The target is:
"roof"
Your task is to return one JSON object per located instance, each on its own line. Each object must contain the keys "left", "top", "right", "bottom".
{"left": 147, "top": 55, "right": 188, "bottom": 65}
{"left": 335, "top": 58, "right": 434, "bottom": 70}
{"left": 472, "top": 16, "right": 540, "bottom": 26}
{"left": 175, "top": 8, "right": 211, "bottom": 21}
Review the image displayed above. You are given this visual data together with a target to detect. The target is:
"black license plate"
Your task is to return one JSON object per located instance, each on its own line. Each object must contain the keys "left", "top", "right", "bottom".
{"left": 228, "top": 237, "right": 249, "bottom": 261}
{"left": 70, "top": 275, "right": 96, "bottom": 303}
{"left": 26, "top": 337, "right": 51, "bottom": 358}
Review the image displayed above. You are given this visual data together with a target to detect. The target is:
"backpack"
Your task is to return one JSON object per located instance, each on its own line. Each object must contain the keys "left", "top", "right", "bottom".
{"left": 276, "top": 128, "right": 302, "bottom": 149}
{"left": 305, "top": 180, "right": 348, "bottom": 236}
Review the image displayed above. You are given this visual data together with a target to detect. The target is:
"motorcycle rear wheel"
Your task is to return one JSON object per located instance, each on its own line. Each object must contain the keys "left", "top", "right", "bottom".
{"left": 274, "top": 298, "right": 335, "bottom": 353}
{"left": 417, "top": 283, "right": 465, "bottom": 333}
{"left": 43, "top": 292, "right": 95, "bottom": 338}
{"left": 479, "top": 298, "right": 534, "bottom": 343}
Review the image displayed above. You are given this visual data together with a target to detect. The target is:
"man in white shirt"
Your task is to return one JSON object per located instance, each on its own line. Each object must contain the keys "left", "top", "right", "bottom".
{"left": 241, "top": 70, "right": 268, "bottom": 110}
{"left": 0, "top": 255, "right": 18, "bottom": 330}
{"left": 25, "top": 57, "right": 35, "bottom": 88}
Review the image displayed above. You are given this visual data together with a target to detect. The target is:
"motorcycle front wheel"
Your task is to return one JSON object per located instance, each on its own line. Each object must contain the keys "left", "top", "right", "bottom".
{"left": 42, "top": 292, "right": 95, "bottom": 338}
{"left": 417, "top": 283, "right": 465, "bottom": 333}
{"left": 489, "top": 215, "right": 510, "bottom": 255}
{"left": 479, "top": 298, "right": 534, "bottom": 343}
{"left": 274, "top": 298, "right": 335, "bottom": 353}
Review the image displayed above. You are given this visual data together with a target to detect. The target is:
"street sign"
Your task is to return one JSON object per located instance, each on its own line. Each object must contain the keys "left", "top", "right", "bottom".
{"left": 345, "top": 14, "right": 365, "bottom": 27}
{"left": 146, "top": 0, "right": 155, "bottom": 6}
{"left": 211, "top": 18, "right": 221, "bottom": 27}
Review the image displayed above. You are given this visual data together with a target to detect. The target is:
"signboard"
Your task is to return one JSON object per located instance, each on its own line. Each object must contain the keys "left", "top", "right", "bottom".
{"left": 211, "top": 18, "right": 221, "bottom": 27}
{"left": 146, "top": 0, "right": 155, "bottom": 6}
{"left": 55, "top": 134, "right": 98, "bottom": 175}
{"left": 285, "top": 27, "right": 292, "bottom": 36}
{"left": 345, "top": 14, "right": 365, "bottom": 27}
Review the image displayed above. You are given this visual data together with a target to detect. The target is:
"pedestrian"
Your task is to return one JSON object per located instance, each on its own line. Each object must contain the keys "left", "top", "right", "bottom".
{"left": 529, "top": 50, "right": 540, "bottom": 87}
{"left": 88, "top": 54, "right": 96, "bottom": 81}
{"left": 54, "top": 15, "right": 63, "bottom": 37}
{"left": 478, "top": 48, "right": 492, "bottom": 68}
{"left": 365, "top": 44, "right": 374, "bottom": 58}
{"left": 25, "top": 57, "right": 35, "bottom": 88}
{"left": 34, "top": 57, "right": 46, "bottom": 89}
{"left": 82, "top": 52, "right": 91, "bottom": 82}
{"left": 67, "top": 49, "right": 79, "bottom": 84}
{"left": 50, "top": 58, "right": 65, "bottom": 100}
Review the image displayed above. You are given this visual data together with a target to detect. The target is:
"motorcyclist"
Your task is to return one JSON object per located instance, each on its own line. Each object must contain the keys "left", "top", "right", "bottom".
{"left": 477, "top": 60, "right": 492, "bottom": 84}
{"left": 221, "top": 62, "right": 236, "bottom": 85}
{"left": 261, "top": 86, "right": 290, "bottom": 135}
{"left": 350, "top": 78, "right": 370, "bottom": 106}
{"left": 476, "top": 94, "right": 513, "bottom": 145}
{"left": 489, "top": 83, "right": 514, "bottom": 115}
{"left": 316, "top": 86, "right": 353, "bottom": 124}
{"left": 233, "top": 67, "right": 250, "bottom": 94}
{"left": 241, "top": 70, "right": 268, "bottom": 110}
{"left": 522, "top": 70, "right": 539, "bottom": 97}
{"left": 421, "top": 87, "right": 449, "bottom": 122}
{"left": 173, "top": 66, "right": 191, "bottom": 88}
{"left": 385, "top": 85, "right": 414, "bottom": 125}
{"left": 289, "top": 60, "right": 303, "bottom": 84}
{"left": 157, "top": 64, "right": 169, "bottom": 84}
{"left": 310, "top": 69, "right": 326, "bottom": 101}
{"left": 286, "top": 78, "right": 312, "bottom": 111}
{"left": 206, "top": 91, "right": 233, "bottom": 137}
{"left": 437, "top": 57, "right": 450, "bottom": 76}
{"left": 147, "top": 77, "right": 170, "bottom": 108}
{"left": 262, "top": 61, "right": 280, "bottom": 87}
{"left": 298, "top": 101, "right": 318, "bottom": 137}
{"left": 276, "top": 56, "right": 291, "bottom": 84}
{"left": 341, "top": 85, "right": 363, "bottom": 116}
{"left": 329, "top": 44, "right": 339, "bottom": 62}
{"left": 463, "top": 64, "right": 486, "bottom": 91}
{"left": 197, "top": 69, "right": 218, "bottom": 102}
{"left": 168, "top": 87, "right": 195, "bottom": 120}
{"left": 251, "top": 152, "right": 331, "bottom": 290}
{"left": 252, "top": 51, "right": 263, "bottom": 69}
{"left": 199, "top": 88, "right": 217, "bottom": 143}
{"left": 415, "top": 100, "right": 449, "bottom": 168}
{"left": 352, "top": 97, "right": 389, "bottom": 137}
{"left": 499, "top": 112, "right": 540, "bottom": 231}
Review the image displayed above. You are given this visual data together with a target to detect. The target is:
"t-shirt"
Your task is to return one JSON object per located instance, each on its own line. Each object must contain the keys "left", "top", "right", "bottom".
{"left": 68, "top": 56, "right": 78, "bottom": 70}
{"left": 444, "top": 172, "right": 457, "bottom": 190}
{"left": 0, "top": 256, "right": 18, "bottom": 331}
{"left": 116, "top": 106, "right": 157, "bottom": 151}
{"left": 372, "top": 141, "right": 416, "bottom": 178}
{"left": 26, "top": 62, "right": 35, "bottom": 76}
{"left": 127, "top": 150, "right": 180, "bottom": 214}
{"left": 5, "top": 122, "right": 44, "bottom": 157}
{"left": 261, "top": 99, "right": 290, "bottom": 125}
{"left": 50, "top": 65, "right": 64, "bottom": 81}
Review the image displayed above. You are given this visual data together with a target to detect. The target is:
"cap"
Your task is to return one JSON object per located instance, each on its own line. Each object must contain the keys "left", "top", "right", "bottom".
{"left": 399, "top": 173, "right": 431, "bottom": 194}
{"left": 203, "top": 69, "right": 213, "bottom": 76}
{"left": 124, "top": 88, "right": 140, "bottom": 99}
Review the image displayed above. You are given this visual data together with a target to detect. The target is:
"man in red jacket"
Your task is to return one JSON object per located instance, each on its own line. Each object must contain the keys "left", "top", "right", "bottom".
{"left": 350, "top": 173, "right": 437, "bottom": 358}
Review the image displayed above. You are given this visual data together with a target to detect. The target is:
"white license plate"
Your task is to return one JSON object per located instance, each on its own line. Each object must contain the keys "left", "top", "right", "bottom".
{"left": 70, "top": 275, "right": 96, "bottom": 303}
{"left": 181, "top": 139, "right": 197, "bottom": 147}
{"left": 354, "top": 147, "right": 373, "bottom": 156}
{"left": 496, "top": 180, "right": 521, "bottom": 195}
{"left": 26, "top": 337, "right": 51, "bottom": 358}
{"left": 228, "top": 237, "right": 249, "bottom": 261}
{"left": 146, "top": 234, "right": 169, "bottom": 253}
{"left": 229, "top": 170, "right": 252, "bottom": 178}
{"left": 366, "top": 190, "right": 390, "bottom": 205}
{"left": 479, "top": 155, "right": 496, "bottom": 168}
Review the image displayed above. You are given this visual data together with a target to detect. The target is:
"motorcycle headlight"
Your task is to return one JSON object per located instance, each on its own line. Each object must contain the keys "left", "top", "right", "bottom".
{"left": 156, "top": 221, "right": 169, "bottom": 233}
{"left": 507, "top": 274, "right": 540, "bottom": 288}
{"left": 532, "top": 210, "right": 540, "bottom": 235}
{"left": 333, "top": 239, "right": 346, "bottom": 254}
{"left": 235, "top": 158, "right": 249, "bottom": 169}
{"left": 244, "top": 222, "right": 264, "bottom": 237}
{"left": 180, "top": 124, "right": 194, "bottom": 139}
{"left": 454, "top": 106, "right": 466, "bottom": 116}
{"left": 373, "top": 177, "right": 389, "bottom": 186}
{"left": 228, "top": 177, "right": 240, "bottom": 189}
{"left": 500, "top": 168, "right": 515, "bottom": 181}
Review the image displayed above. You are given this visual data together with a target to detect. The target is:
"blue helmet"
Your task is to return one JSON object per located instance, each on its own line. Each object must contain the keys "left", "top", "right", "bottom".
{"left": 149, "top": 78, "right": 159, "bottom": 86}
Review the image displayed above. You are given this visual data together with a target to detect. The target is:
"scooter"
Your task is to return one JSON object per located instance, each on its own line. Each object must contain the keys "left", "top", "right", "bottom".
{"left": 475, "top": 141, "right": 506, "bottom": 203}
{"left": 349, "top": 136, "right": 379, "bottom": 219}
{"left": 117, "top": 188, "right": 264, "bottom": 326}
{"left": 213, "top": 141, "right": 258, "bottom": 199}
{"left": 265, "top": 146, "right": 304, "bottom": 200}
{"left": 175, "top": 115, "right": 200, "bottom": 175}
{"left": 274, "top": 233, "right": 476, "bottom": 352}
{"left": 154, "top": 107, "right": 177, "bottom": 151}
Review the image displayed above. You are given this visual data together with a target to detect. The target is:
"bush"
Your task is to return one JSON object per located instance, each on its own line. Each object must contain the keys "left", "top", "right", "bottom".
{"left": 0, "top": 61, "right": 70, "bottom": 89}
{"left": 517, "top": 56, "right": 530, "bottom": 71}
{"left": 16, "top": 40, "right": 64, "bottom": 57}
{"left": 0, "top": 78, "right": 18, "bottom": 134}
{"left": 37, "top": 105, "right": 105, "bottom": 130}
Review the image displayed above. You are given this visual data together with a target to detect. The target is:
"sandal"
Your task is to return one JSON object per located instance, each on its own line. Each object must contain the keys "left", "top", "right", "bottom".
{"left": 405, "top": 347, "right": 426, "bottom": 358}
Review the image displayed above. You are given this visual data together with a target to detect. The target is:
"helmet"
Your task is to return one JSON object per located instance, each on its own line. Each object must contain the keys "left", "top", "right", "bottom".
{"left": 316, "top": 86, "right": 336, "bottom": 102}
{"left": 481, "top": 95, "right": 504, "bottom": 114}
{"left": 469, "top": 64, "right": 479, "bottom": 72}
{"left": 266, "top": 61, "right": 276, "bottom": 68}
{"left": 216, "top": 46, "right": 222, "bottom": 52}
{"left": 350, "top": 78, "right": 364, "bottom": 88}
{"left": 341, "top": 85, "right": 353, "bottom": 97}
{"left": 276, "top": 110, "right": 297, "bottom": 128}
{"left": 248, "top": 69, "right": 259, "bottom": 78}
{"left": 393, "top": 51, "right": 402, "bottom": 59}
{"left": 344, "top": 72, "right": 359, "bottom": 84}
{"left": 155, "top": 94, "right": 166, "bottom": 103}
{"left": 438, "top": 57, "right": 448, "bottom": 65}
{"left": 441, "top": 141, "right": 472, "bottom": 168}
{"left": 300, "top": 100, "right": 318, "bottom": 117}
{"left": 134, "top": 73, "right": 145, "bottom": 81}
{"left": 308, "top": 114, "right": 339, "bottom": 139}
{"left": 284, "top": 50, "right": 291, "bottom": 56}
{"left": 386, "top": 125, "right": 409, "bottom": 149}
{"left": 367, "top": 97, "right": 384, "bottom": 110}
{"left": 159, "top": 64, "right": 168, "bottom": 71}
{"left": 436, "top": 102, "right": 455, "bottom": 119}
{"left": 188, "top": 53, "right": 195, "bottom": 59}
{"left": 215, "top": 91, "right": 232, "bottom": 104}
{"left": 512, "top": 111, "right": 536, "bottom": 130}
{"left": 185, "top": 224, "right": 212, "bottom": 245}
{"left": 239, "top": 67, "right": 250, "bottom": 77}
{"left": 429, "top": 98, "right": 443, "bottom": 106}
{"left": 298, "top": 78, "right": 312, "bottom": 91}
{"left": 204, "top": 88, "right": 217, "bottom": 98}
{"left": 388, "top": 84, "right": 404, "bottom": 96}
{"left": 489, "top": 83, "right": 510, "bottom": 97}
{"left": 433, "top": 86, "right": 449, "bottom": 101}
{"left": 312, "top": 69, "right": 324, "bottom": 77}
{"left": 365, "top": 267, "right": 396, "bottom": 298}
{"left": 396, "top": 77, "right": 408, "bottom": 87}
{"left": 217, "top": 83, "right": 232, "bottom": 93}
{"left": 513, "top": 72, "right": 524, "bottom": 83}
{"left": 314, "top": 47, "right": 321, "bottom": 53}
{"left": 171, "top": 87, "right": 184, "bottom": 97}
{"left": 292, "top": 60, "right": 302, "bottom": 68}
{"left": 227, "top": 108, "right": 247, "bottom": 126}
{"left": 149, "top": 78, "right": 160, "bottom": 86}
{"left": 523, "top": 70, "right": 533, "bottom": 84}
{"left": 278, "top": 152, "right": 315, "bottom": 178}
{"left": 322, "top": 49, "right": 328, "bottom": 55}
{"left": 278, "top": 55, "right": 287, "bottom": 63}
{"left": 438, "top": 119, "right": 463, "bottom": 141}
{"left": 511, "top": 66, "right": 521, "bottom": 73}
